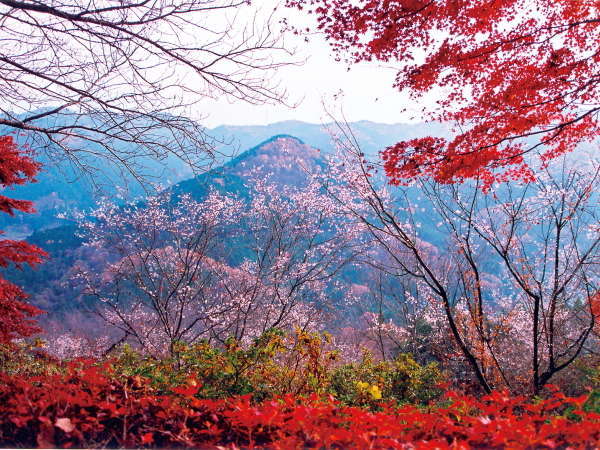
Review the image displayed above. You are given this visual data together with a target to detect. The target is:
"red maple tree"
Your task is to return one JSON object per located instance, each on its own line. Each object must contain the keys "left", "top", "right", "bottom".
{"left": 288, "top": 0, "right": 600, "bottom": 187}
{"left": 0, "top": 136, "right": 47, "bottom": 343}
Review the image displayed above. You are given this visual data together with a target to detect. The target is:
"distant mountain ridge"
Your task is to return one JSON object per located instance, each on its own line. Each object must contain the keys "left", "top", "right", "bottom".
{"left": 1, "top": 120, "right": 447, "bottom": 238}
{"left": 210, "top": 121, "right": 449, "bottom": 159}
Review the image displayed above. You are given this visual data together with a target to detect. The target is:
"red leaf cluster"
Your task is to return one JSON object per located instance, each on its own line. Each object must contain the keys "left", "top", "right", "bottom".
{"left": 0, "top": 362, "right": 598, "bottom": 448}
{"left": 288, "top": 0, "right": 600, "bottom": 187}
{"left": 0, "top": 136, "right": 47, "bottom": 343}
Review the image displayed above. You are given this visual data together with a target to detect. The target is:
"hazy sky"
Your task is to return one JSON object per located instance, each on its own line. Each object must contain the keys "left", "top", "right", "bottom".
{"left": 196, "top": 4, "right": 418, "bottom": 128}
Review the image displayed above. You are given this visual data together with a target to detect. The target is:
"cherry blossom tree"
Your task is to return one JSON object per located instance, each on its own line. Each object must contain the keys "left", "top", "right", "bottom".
{"left": 420, "top": 159, "right": 600, "bottom": 393}
{"left": 235, "top": 170, "right": 365, "bottom": 341}
{"left": 323, "top": 124, "right": 599, "bottom": 394}
{"left": 354, "top": 274, "right": 447, "bottom": 363}
{"left": 76, "top": 192, "right": 243, "bottom": 355}
{"left": 76, "top": 163, "right": 366, "bottom": 356}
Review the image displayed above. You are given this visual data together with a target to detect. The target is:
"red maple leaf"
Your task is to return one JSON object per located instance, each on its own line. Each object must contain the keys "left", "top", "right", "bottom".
{"left": 0, "top": 136, "right": 47, "bottom": 343}
{"left": 288, "top": 0, "right": 600, "bottom": 187}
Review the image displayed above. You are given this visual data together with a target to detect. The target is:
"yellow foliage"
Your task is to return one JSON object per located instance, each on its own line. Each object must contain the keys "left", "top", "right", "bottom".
{"left": 369, "top": 384, "right": 382, "bottom": 400}
{"left": 355, "top": 380, "right": 382, "bottom": 400}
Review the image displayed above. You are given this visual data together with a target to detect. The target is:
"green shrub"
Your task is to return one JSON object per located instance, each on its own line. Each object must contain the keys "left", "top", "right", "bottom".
{"left": 329, "top": 351, "right": 444, "bottom": 407}
{"left": 102, "top": 329, "right": 445, "bottom": 406}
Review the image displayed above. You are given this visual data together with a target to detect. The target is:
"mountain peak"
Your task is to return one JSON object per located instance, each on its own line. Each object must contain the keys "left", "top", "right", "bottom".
{"left": 264, "top": 134, "right": 306, "bottom": 145}
{"left": 224, "top": 134, "right": 322, "bottom": 171}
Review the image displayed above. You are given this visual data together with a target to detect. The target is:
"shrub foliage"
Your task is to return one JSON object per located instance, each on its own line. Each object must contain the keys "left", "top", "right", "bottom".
{"left": 0, "top": 331, "right": 598, "bottom": 448}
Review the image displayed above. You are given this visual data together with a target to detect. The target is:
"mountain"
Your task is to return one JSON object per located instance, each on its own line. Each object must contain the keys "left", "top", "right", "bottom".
{"left": 2, "top": 135, "right": 338, "bottom": 314}
{"left": 210, "top": 120, "right": 449, "bottom": 159}
{"left": 7, "top": 133, "right": 444, "bottom": 316}
{"left": 171, "top": 134, "right": 324, "bottom": 202}
{"left": 0, "top": 119, "right": 447, "bottom": 239}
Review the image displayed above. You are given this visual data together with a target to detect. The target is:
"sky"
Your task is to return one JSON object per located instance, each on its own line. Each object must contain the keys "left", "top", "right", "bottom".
{"left": 0, "top": 0, "right": 422, "bottom": 129}
{"left": 195, "top": 3, "right": 418, "bottom": 128}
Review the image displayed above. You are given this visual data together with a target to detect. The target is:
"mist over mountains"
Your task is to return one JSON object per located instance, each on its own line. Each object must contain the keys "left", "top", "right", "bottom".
{"left": 0, "top": 119, "right": 448, "bottom": 239}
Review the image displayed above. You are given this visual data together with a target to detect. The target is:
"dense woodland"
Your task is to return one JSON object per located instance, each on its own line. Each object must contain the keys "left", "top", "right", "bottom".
{"left": 0, "top": 0, "right": 599, "bottom": 448}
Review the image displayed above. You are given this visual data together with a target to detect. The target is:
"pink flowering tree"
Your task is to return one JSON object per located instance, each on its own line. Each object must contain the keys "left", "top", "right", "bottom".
{"left": 323, "top": 123, "right": 600, "bottom": 394}
{"left": 418, "top": 159, "right": 600, "bottom": 393}
{"left": 234, "top": 170, "right": 366, "bottom": 342}
{"left": 76, "top": 192, "right": 242, "bottom": 356}
{"left": 76, "top": 162, "right": 366, "bottom": 356}
{"left": 352, "top": 275, "right": 447, "bottom": 363}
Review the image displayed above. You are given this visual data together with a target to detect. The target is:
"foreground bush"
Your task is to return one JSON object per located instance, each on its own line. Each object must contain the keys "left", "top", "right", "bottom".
{"left": 0, "top": 360, "right": 598, "bottom": 448}
{"left": 107, "top": 329, "right": 444, "bottom": 406}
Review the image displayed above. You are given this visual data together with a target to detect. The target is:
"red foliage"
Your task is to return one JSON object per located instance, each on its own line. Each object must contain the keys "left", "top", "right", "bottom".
{"left": 0, "top": 362, "right": 598, "bottom": 448}
{"left": 0, "top": 136, "right": 47, "bottom": 343}
{"left": 288, "top": 0, "right": 600, "bottom": 187}
{"left": 591, "top": 293, "right": 600, "bottom": 336}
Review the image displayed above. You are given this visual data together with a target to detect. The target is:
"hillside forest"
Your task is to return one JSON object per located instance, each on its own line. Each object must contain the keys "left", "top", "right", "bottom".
{"left": 0, "top": 0, "right": 599, "bottom": 448}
